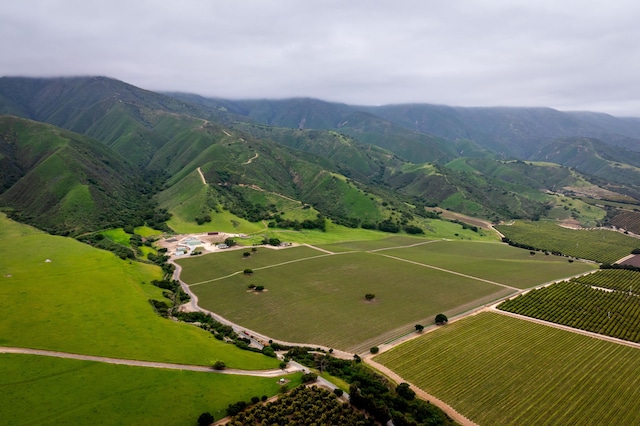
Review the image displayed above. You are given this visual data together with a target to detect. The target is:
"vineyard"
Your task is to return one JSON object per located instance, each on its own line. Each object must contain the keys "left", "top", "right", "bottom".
{"left": 374, "top": 312, "right": 640, "bottom": 426}
{"left": 496, "top": 220, "right": 639, "bottom": 263}
{"left": 609, "top": 209, "right": 640, "bottom": 234}
{"left": 498, "top": 269, "right": 640, "bottom": 342}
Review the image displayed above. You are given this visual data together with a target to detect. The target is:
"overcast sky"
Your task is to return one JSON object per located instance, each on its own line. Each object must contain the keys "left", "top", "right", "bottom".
{"left": 2, "top": 1, "right": 640, "bottom": 116}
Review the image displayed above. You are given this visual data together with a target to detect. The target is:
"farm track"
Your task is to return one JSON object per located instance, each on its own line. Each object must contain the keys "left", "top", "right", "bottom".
{"left": 196, "top": 167, "right": 206, "bottom": 185}
{"left": 0, "top": 346, "right": 300, "bottom": 377}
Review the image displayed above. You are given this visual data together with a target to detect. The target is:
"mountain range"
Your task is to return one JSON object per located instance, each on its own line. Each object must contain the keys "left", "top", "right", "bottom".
{"left": 1, "top": 75, "right": 639, "bottom": 235}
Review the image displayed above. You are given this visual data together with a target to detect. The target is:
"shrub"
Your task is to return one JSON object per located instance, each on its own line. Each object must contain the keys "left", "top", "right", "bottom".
{"left": 370, "top": 346, "right": 379, "bottom": 354}
{"left": 197, "top": 412, "right": 214, "bottom": 426}
{"left": 435, "top": 313, "right": 448, "bottom": 325}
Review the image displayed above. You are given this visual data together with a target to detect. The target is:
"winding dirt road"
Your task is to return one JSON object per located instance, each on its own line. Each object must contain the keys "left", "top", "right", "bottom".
{"left": 0, "top": 346, "right": 300, "bottom": 377}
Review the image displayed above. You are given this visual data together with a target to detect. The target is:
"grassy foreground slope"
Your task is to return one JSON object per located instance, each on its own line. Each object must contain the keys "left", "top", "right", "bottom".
{"left": 375, "top": 312, "right": 640, "bottom": 426}
{"left": 0, "top": 354, "right": 301, "bottom": 426}
{"left": 0, "top": 214, "right": 277, "bottom": 369}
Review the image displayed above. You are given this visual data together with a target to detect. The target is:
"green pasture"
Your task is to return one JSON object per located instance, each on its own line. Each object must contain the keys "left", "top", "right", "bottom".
{"left": 546, "top": 196, "right": 605, "bottom": 226}
{"left": 188, "top": 251, "right": 511, "bottom": 352}
{"left": 380, "top": 240, "right": 596, "bottom": 289}
{"left": 0, "top": 214, "right": 278, "bottom": 369}
{"left": 0, "top": 354, "right": 301, "bottom": 426}
{"left": 101, "top": 227, "right": 131, "bottom": 246}
{"left": 134, "top": 225, "right": 164, "bottom": 238}
{"left": 375, "top": 312, "right": 640, "bottom": 426}
{"left": 170, "top": 208, "right": 265, "bottom": 235}
{"left": 496, "top": 220, "right": 638, "bottom": 263}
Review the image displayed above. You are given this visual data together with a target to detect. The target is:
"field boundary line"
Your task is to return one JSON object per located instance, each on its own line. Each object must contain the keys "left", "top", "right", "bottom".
{"left": 303, "top": 243, "right": 335, "bottom": 254}
{"left": 375, "top": 253, "right": 520, "bottom": 291}
{"left": 490, "top": 307, "right": 640, "bottom": 350}
{"left": 363, "top": 355, "right": 478, "bottom": 426}
{"left": 188, "top": 252, "right": 339, "bottom": 287}
{"left": 367, "top": 239, "right": 444, "bottom": 253}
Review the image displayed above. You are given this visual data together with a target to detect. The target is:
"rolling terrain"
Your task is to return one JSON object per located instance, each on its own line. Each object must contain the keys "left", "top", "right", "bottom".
{"left": 2, "top": 75, "right": 640, "bottom": 425}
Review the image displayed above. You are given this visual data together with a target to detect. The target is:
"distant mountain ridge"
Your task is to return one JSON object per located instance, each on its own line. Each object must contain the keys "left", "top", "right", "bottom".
{"left": 1, "top": 76, "right": 640, "bottom": 235}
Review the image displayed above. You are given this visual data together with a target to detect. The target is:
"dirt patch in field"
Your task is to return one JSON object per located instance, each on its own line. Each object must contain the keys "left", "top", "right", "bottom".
{"left": 621, "top": 255, "right": 640, "bottom": 267}
{"left": 428, "top": 208, "right": 493, "bottom": 230}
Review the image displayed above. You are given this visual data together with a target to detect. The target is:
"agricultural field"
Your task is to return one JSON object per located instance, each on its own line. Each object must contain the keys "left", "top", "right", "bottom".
{"left": 609, "top": 209, "right": 640, "bottom": 234}
{"left": 379, "top": 240, "right": 596, "bottom": 289}
{"left": 498, "top": 269, "right": 640, "bottom": 342}
{"left": 187, "top": 250, "right": 512, "bottom": 352}
{"left": 375, "top": 312, "right": 640, "bottom": 426}
{"left": 0, "top": 214, "right": 278, "bottom": 369}
{"left": 175, "top": 245, "right": 327, "bottom": 283}
{"left": 182, "top": 238, "right": 594, "bottom": 352}
{"left": 496, "top": 220, "right": 639, "bottom": 263}
{"left": 0, "top": 354, "right": 302, "bottom": 426}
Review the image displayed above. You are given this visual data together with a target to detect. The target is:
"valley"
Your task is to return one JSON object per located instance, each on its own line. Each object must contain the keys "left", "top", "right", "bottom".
{"left": 2, "top": 76, "right": 640, "bottom": 425}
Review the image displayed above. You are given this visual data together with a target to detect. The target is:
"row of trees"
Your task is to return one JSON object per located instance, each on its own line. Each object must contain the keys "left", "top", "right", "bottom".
{"left": 285, "top": 349, "right": 454, "bottom": 425}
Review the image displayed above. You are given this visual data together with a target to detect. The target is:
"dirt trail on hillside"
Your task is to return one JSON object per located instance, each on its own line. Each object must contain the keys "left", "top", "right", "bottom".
{"left": 197, "top": 167, "right": 206, "bottom": 185}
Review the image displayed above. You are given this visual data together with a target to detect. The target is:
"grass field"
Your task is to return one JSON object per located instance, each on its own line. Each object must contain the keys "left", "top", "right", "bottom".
{"left": 0, "top": 354, "right": 302, "bottom": 425}
{"left": 0, "top": 214, "right": 278, "bottom": 369}
{"left": 101, "top": 227, "right": 131, "bottom": 246}
{"left": 375, "top": 312, "right": 640, "bottom": 426}
{"left": 496, "top": 220, "right": 639, "bottom": 263}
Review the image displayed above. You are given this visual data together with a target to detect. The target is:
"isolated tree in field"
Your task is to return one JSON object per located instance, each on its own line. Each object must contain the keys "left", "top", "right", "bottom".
{"left": 197, "top": 412, "right": 214, "bottom": 426}
{"left": 243, "top": 268, "right": 253, "bottom": 275}
{"left": 212, "top": 360, "right": 226, "bottom": 370}
{"left": 243, "top": 251, "right": 251, "bottom": 257}
{"left": 251, "top": 247, "right": 258, "bottom": 253}
{"left": 255, "top": 285, "right": 265, "bottom": 292}
{"left": 198, "top": 412, "right": 215, "bottom": 426}
{"left": 365, "top": 293, "right": 376, "bottom": 301}
{"left": 370, "top": 346, "right": 379, "bottom": 354}
{"left": 415, "top": 324, "right": 424, "bottom": 332}
{"left": 435, "top": 313, "right": 448, "bottom": 325}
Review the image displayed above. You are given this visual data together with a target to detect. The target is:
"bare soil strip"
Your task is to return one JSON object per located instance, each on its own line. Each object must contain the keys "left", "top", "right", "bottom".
{"left": 197, "top": 167, "right": 206, "bottom": 185}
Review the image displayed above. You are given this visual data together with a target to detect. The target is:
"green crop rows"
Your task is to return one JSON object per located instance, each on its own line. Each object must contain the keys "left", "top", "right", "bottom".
{"left": 496, "top": 220, "right": 638, "bottom": 263}
{"left": 498, "top": 269, "right": 640, "bottom": 342}
{"left": 375, "top": 312, "right": 640, "bottom": 426}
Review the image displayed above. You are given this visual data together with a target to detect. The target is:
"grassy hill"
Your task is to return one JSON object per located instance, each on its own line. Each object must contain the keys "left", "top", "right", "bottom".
{"left": 0, "top": 116, "right": 151, "bottom": 234}
{"left": 1, "top": 76, "right": 639, "bottom": 234}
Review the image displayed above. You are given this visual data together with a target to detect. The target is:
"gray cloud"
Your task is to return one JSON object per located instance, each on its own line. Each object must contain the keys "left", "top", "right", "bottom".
{"left": 2, "top": 0, "right": 640, "bottom": 116}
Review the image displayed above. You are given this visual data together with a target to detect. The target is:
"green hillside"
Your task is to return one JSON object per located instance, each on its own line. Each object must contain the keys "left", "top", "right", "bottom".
{"left": 0, "top": 116, "right": 152, "bottom": 234}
